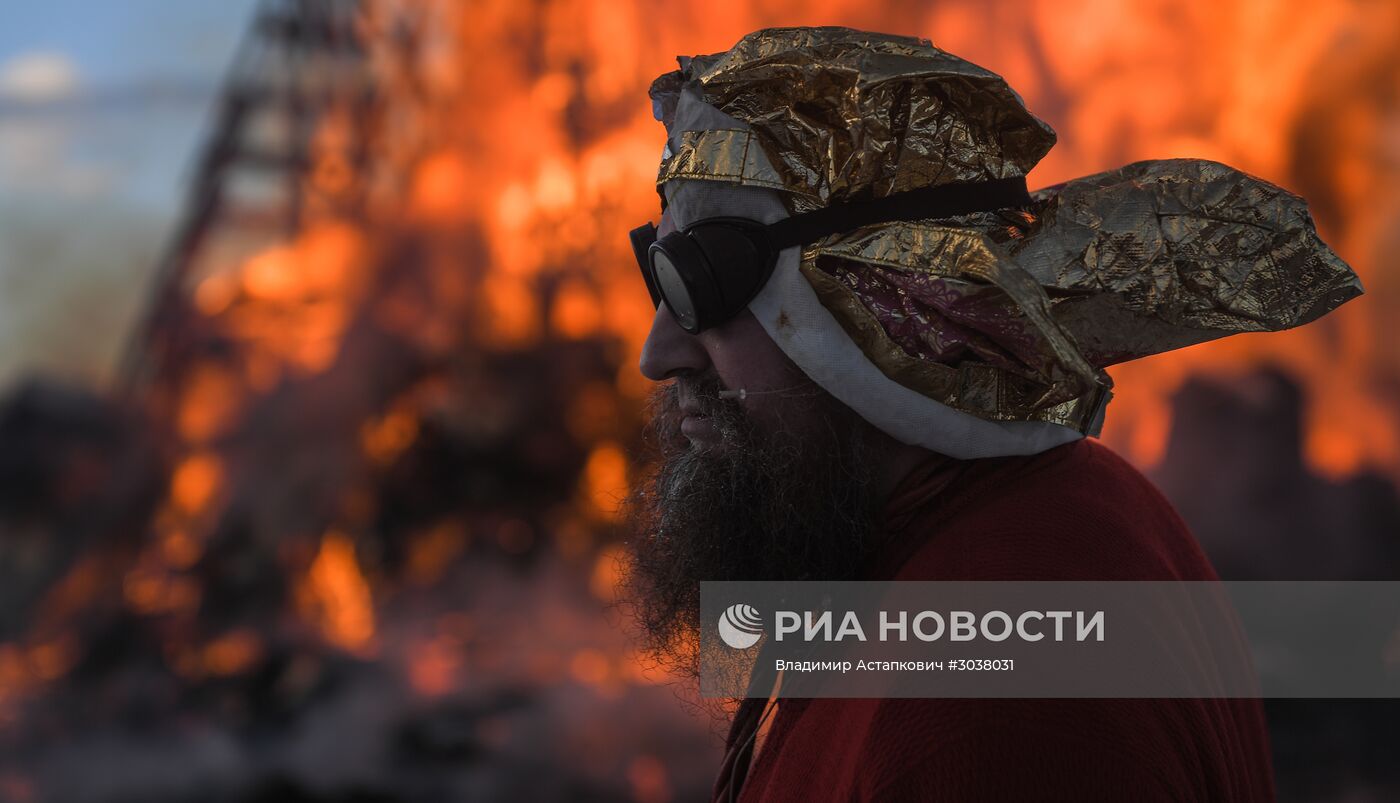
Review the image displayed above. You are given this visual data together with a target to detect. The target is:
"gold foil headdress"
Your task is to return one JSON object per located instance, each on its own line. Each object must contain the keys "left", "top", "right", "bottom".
{"left": 647, "top": 26, "right": 1362, "bottom": 451}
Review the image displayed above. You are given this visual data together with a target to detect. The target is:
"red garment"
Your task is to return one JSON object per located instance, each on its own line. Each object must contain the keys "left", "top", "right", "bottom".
{"left": 728, "top": 439, "right": 1276, "bottom": 802}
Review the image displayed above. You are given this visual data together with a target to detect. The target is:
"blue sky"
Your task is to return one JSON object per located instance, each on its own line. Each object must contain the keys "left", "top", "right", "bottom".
{"left": 0, "top": 1, "right": 253, "bottom": 82}
{"left": 0, "top": 1, "right": 260, "bottom": 384}
{"left": 0, "top": 0, "right": 259, "bottom": 209}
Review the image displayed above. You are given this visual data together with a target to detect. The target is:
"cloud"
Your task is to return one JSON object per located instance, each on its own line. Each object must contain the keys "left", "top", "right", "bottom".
{"left": 0, "top": 52, "right": 117, "bottom": 199}
{"left": 0, "top": 51, "right": 81, "bottom": 101}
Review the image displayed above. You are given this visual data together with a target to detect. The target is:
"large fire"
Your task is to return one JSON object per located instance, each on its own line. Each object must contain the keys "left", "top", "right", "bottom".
{"left": 0, "top": 0, "right": 1396, "bottom": 800}
{"left": 371, "top": 0, "right": 1398, "bottom": 478}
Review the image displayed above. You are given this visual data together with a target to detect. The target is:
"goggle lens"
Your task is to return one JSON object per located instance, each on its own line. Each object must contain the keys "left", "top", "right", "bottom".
{"left": 629, "top": 223, "right": 661, "bottom": 308}
{"left": 650, "top": 249, "right": 697, "bottom": 332}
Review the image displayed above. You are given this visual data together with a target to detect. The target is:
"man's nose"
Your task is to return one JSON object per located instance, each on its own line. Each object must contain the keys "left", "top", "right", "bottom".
{"left": 639, "top": 302, "right": 709, "bottom": 381}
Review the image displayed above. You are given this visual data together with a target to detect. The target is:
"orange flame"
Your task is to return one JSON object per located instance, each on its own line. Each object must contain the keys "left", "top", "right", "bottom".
{"left": 406, "top": 0, "right": 1398, "bottom": 482}
{"left": 582, "top": 442, "right": 629, "bottom": 521}
{"left": 170, "top": 452, "right": 222, "bottom": 516}
{"left": 64, "top": 0, "right": 1395, "bottom": 727}
{"left": 299, "top": 531, "right": 378, "bottom": 656}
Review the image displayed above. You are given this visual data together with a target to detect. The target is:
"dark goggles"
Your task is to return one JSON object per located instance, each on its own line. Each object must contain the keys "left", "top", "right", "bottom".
{"left": 629, "top": 176, "right": 1033, "bottom": 334}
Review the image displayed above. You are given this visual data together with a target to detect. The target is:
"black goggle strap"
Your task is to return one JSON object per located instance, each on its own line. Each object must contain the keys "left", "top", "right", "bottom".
{"left": 765, "top": 176, "right": 1032, "bottom": 251}
{"left": 633, "top": 176, "right": 1032, "bottom": 311}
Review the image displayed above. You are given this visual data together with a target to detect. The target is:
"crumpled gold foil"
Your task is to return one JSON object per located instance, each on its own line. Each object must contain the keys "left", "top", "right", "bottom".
{"left": 652, "top": 26, "right": 1056, "bottom": 211}
{"left": 1015, "top": 159, "right": 1364, "bottom": 367}
{"left": 649, "top": 27, "right": 1363, "bottom": 433}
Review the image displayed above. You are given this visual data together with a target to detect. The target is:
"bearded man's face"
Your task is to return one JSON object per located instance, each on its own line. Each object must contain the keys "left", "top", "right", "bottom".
{"left": 619, "top": 349, "right": 887, "bottom": 676}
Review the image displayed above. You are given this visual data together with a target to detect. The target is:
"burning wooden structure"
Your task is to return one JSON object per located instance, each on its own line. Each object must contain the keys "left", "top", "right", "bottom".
{"left": 2, "top": 1, "right": 704, "bottom": 800}
{"left": 1, "top": 0, "right": 1398, "bottom": 800}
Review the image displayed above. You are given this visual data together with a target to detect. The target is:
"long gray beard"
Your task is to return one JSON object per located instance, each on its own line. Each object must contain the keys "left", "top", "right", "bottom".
{"left": 618, "top": 373, "right": 883, "bottom": 678}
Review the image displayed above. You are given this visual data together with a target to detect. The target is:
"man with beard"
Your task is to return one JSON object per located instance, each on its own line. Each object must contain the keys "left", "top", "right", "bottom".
{"left": 619, "top": 27, "right": 1361, "bottom": 803}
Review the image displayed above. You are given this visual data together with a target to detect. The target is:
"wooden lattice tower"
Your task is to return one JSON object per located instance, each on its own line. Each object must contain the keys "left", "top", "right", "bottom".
{"left": 117, "top": 0, "right": 399, "bottom": 394}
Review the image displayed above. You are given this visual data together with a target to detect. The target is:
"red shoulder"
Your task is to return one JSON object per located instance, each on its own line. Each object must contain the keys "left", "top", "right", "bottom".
{"left": 892, "top": 439, "right": 1219, "bottom": 581}
{"left": 853, "top": 694, "right": 1277, "bottom": 802}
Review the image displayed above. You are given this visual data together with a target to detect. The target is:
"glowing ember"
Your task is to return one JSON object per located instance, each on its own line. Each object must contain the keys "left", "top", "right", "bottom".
{"left": 406, "top": 633, "right": 461, "bottom": 697}
{"left": 590, "top": 543, "right": 630, "bottom": 603}
{"left": 169, "top": 452, "right": 221, "bottom": 515}
{"left": 201, "top": 630, "right": 264, "bottom": 676}
{"left": 627, "top": 754, "right": 673, "bottom": 803}
{"left": 360, "top": 406, "right": 420, "bottom": 466}
{"left": 583, "top": 442, "right": 628, "bottom": 521}
{"left": 405, "top": 522, "right": 470, "bottom": 586}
